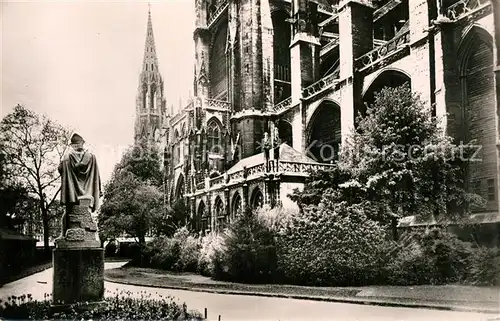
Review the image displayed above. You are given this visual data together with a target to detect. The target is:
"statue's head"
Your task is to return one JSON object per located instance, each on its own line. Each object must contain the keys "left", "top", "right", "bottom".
{"left": 70, "top": 133, "right": 85, "bottom": 151}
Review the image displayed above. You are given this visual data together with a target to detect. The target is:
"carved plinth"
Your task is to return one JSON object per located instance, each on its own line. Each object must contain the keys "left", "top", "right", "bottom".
{"left": 52, "top": 247, "right": 104, "bottom": 305}
{"left": 55, "top": 196, "right": 100, "bottom": 249}
{"left": 52, "top": 195, "right": 104, "bottom": 306}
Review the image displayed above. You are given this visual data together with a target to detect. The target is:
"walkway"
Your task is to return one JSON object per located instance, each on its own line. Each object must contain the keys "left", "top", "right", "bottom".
{"left": 0, "top": 263, "right": 498, "bottom": 321}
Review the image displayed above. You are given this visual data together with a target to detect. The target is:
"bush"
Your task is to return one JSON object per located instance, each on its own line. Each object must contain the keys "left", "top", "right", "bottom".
{"left": 420, "top": 228, "right": 472, "bottom": 284}
{"left": 277, "top": 201, "right": 387, "bottom": 286}
{"left": 143, "top": 227, "right": 201, "bottom": 272}
{"left": 197, "top": 233, "right": 226, "bottom": 277}
{"left": 382, "top": 228, "right": 474, "bottom": 285}
{"left": 173, "top": 227, "right": 201, "bottom": 272}
{"left": 217, "top": 210, "right": 278, "bottom": 283}
{"left": 254, "top": 205, "right": 295, "bottom": 233}
{"left": 466, "top": 246, "right": 500, "bottom": 285}
{"left": 145, "top": 236, "right": 181, "bottom": 270}
{"left": 0, "top": 291, "right": 204, "bottom": 320}
{"left": 382, "top": 231, "right": 436, "bottom": 285}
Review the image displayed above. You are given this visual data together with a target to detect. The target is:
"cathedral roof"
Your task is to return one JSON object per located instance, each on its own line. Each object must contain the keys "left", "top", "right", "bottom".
{"left": 227, "top": 143, "right": 319, "bottom": 174}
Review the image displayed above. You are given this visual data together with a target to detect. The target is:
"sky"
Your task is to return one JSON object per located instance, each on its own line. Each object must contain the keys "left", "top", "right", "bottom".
{"left": 1, "top": 0, "right": 195, "bottom": 184}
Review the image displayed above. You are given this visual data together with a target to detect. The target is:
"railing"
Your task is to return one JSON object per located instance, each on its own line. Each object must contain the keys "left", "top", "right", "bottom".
{"left": 273, "top": 96, "right": 292, "bottom": 113}
{"left": 317, "top": 3, "right": 336, "bottom": 15}
{"left": 445, "top": 0, "right": 490, "bottom": 21}
{"left": 302, "top": 71, "right": 339, "bottom": 100}
{"left": 228, "top": 169, "right": 244, "bottom": 181}
{"left": 196, "top": 181, "right": 205, "bottom": 190}
{"left": 320, "top": 36, "right": 339, "bottom": 56}
{"left": 170, "top": 112, "right": 183, "bottom": 125}
{"left": 356, "top": 30, "right": 410, "bottom": 69}
{"left": 208, "top": 0, "right": 229, "bottom": 27}
{"left": 206, "top": 98, "right": 231, "bottom": 110}
{"left": 247, "top": 163, "right": 266, "bottom": 177}
{"left": 209, "top": 175, "right": 224, "bottom": 187}
{"left": 278, "top": 161, "right": 335, "bottom": 174}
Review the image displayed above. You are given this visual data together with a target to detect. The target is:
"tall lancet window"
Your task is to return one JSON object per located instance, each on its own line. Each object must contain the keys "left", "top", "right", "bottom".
{"left": 150, "top": 84, "right": 156, "bottom": 111}
{"left": 210, "top": 24, "right": 228, "bottom": 100}
{"left": 273, "top": 10, "right": 291, "bottom": 103}
{"left": 142, "top": 83, "right": 148, "bottom": 110}
{"left": 207, "top": 119, "right": 221, "bottom": 154}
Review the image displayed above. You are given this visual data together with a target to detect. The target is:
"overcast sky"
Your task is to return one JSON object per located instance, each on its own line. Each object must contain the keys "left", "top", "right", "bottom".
{"left": 1, "top": 0, "right": 195, "bottom": 184}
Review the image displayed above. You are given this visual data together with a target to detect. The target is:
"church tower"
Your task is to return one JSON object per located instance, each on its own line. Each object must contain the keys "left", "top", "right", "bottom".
{"left": 134, "top": 5, "right": 167, "bottom": 147}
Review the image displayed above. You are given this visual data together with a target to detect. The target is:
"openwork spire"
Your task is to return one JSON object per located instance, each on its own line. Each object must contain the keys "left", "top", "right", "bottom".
{"left": 142, "top": 3, "right": 159, "bottom": 74}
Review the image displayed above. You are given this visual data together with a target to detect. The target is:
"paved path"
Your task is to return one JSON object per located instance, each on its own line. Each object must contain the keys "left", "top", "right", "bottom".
{"left": 1, "top": 263, "right": 498, "bottom": 321}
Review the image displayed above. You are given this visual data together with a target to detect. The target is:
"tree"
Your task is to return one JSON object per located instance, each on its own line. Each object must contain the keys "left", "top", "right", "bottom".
{"left": 0, "top": 105, "right": 70, "bottom": 252}
{"left": 292, "top": 84, "right": 483, "bottom": 239}
{"left": 99, "top": 171, "right": 163, "bottom": 246}
{"left": 98, "top": 144, "right": 164, "bottom": 246}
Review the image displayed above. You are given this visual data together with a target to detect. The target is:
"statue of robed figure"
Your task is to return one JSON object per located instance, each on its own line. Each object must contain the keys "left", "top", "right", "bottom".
{"left": 53, "top": 133, "right": 105, "bottom": 306}
{"left": 56, "top": 133, "right": 102, "bottom": 247}
{"left": 59, "top": 133, "right": 101, "bottom": 211}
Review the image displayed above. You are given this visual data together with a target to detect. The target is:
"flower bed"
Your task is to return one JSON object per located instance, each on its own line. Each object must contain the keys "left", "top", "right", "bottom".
{"left": 0, "top": 290, "right": 204, "bottom": 320}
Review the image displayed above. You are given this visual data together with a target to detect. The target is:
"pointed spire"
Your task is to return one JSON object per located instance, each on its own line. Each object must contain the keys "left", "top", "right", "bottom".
{"left": 142, "top": 2, "right": 159, "bottom": 74}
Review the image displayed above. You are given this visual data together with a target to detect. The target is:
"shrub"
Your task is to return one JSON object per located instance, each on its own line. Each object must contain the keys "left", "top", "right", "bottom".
{"left": 197, "top": 233, "right": 226, "bottom": 277}
{"left": 146, "top": 237, "right": 181, "bottom": 270}
{"left": 382, "top": 228, "right": 475, "bottom": 285}
{"left": 382, "top": 231, "right": 436, "bottom": 285}
{"left": 218, "top": 210, "right": 278, "bottom": 283}
{"left": 254, "top": 205, "right": 295, "bottom": 233}
{"left": 143, "top": 227, "right": 201, "bottom": 272}
{"left": 173, "top": 227, "right": 201, "bottom": 272}
{"left": 277, "top": 201, "right": 387, "bottom": 286}
{"left": 0, "top": 291, "right": 204, "bottom": 320}
{"left": 419, "top": 227, "right": 473, "bottom": 284}
{"left": 466, "top": 246, "right": 500, "bottom": 286}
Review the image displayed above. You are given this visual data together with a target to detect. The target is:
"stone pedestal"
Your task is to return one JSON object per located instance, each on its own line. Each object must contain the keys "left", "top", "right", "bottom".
{"left": 52, "top": 248, "right": 104, "bottom": 304}
{"left": 52, "top": 196, "right": 104, "bottom": 305}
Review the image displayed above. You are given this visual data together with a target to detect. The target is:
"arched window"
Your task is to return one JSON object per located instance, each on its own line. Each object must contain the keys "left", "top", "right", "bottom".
{"left": 232, "top": 193, "right": 242, "bottom": 217}
{"left": 250, "top": 188, "right": 264, "bottom": 210}
{"left": 198, "top": 202, "right": 209, "bottom": 234}
{"left": 307, "top": 101, "right": 341, "bottom": 163}
{"left": 214, "top": 197, "right": 227, "bottom": 231}
{"left": 207, "top": 119, "right": 221, "bottom": 154}
{"left": 174, "top": 129, "right": 180, "bottom": 164}
{"left": 175, "top": 174, "right": 185, "bottom": 200}
{"left": 277, "top": 120, "right": 293, "bottom": 147}
{"left": 458, "top": 27, "right": 496, "bottom": 211}
{"left": 150, "top": 84, "right": 156, "bottom": 111}
{"left": 210, "top": 24, "right": 228, "bottom": 99}
{"left": 142, "top": 83, "right": 148, "bottom": 110}
{"left": 273, "top": 10, "right": 291, "bottom": 103}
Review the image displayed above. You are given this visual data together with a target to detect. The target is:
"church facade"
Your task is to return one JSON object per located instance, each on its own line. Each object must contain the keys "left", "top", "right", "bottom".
{"left": 135, "top": 0, "right": 500, "bottom": 233}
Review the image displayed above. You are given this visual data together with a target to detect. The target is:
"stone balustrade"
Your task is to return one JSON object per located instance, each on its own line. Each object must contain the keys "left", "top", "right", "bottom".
{"left": 228, "top": 169, "right": 244, "bottom": 181}
{"left": 273, "top": 96, "right": 292, "bottom": 114}
{"left": 278, "top": 161, "right": 335, "bottom": 174}
{"left": 302, "top": 71, "right": 339, "bottom": 100}
{"left": 317, "top": 3, "right": 337, "bottom": 15}
{"left": 208, "top": 0, "right": 229, "bottom": 28}
{"left": 445, "top": 0, "right": 490, "bottom": 21}
{"left": 356, "top": 30, "right": 410, "bottom": 70}
{"left": 209, "top": 175, "right": 225, "bottom": 187}
{"left": 206, "top": 98, "right": 231, "bottom": 110}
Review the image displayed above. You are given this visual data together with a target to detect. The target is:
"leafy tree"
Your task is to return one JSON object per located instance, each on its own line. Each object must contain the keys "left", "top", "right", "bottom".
{"left": 98, "top": 145, "right": 164, "bottom": 246}
{"left": 114, "top": 141, "right": 164, "bottom": 187}
{"left": 0, "top": 105, "right": 70, "bottom": 252}
{"left": 292, "top": 85, "right": 482, "bottom": 239}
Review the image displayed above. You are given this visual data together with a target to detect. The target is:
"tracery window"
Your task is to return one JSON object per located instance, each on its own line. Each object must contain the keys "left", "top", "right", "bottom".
{"left": 207, "top": 119, "right": 221, "bottom": 154}
{"left": 210, "top": 25, "right": 228, "bottom": 99}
